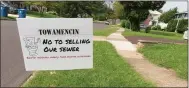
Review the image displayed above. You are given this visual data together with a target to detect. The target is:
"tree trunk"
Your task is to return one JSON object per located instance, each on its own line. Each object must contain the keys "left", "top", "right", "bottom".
{"left": 39, "top": 6, "right": 44, "bottom": 17}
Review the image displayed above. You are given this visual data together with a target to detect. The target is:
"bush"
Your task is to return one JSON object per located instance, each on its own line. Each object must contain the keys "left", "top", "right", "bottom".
{"left": 151, "top": 26, "right": 157, "bottom": 30}
{"left": 176, "top": 19, "right": 188, "bottom": 33}
{"left": 166, "top": 19, "right": 177, "bottom": 32}
{"left": 121, "top": 20, "right": 130, "bottom": 28}
{"left": 46, "top": 11, "right": 57, "bottom": 15}
{"left": 166, "top": 19, "right": 188, "bottom": 33}
{"left": 151, "top": 25, "right": 161, "bottom": 30}
{"left": 121, "top": 20, "right": 126, "bottom": 28}
{"left": 125, "top": 20, "right": 130, "bottom": 29}
{"left": 145, "top": 26, "right": 151, "bottom": 33}
{"left": 98, "top": 15, "right": 106, "bottom": 21}
{"left": 156, "top": 25, "right": 161, "bottom": 31}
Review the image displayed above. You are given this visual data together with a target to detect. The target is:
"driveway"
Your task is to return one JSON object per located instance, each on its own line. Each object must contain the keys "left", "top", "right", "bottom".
{"left": 1, "top": 20, "right": 32, "bottom": 87}
{"left": 0, "top": 20, "right": 107, "bottom": 87}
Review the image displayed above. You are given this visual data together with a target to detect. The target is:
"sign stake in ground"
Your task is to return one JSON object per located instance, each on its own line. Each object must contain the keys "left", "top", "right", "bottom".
{"left": 17, "top": 18, "right": 93, "bottom": 71}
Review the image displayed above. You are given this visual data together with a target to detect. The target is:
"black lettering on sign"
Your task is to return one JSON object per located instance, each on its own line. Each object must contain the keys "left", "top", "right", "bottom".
{"left": 65, "top": 39, "right": 91, "bottom": 44}
{"left": 43, "top": 39, "right": 52, "bottom": 45}
{"left": 55, "top": 39, "right": 63, "bottom": 44}
{"left": 39, "top": 29, "right": 42, "bottom": 35}
{"left": 38, "top": 29, "right": 79, "bottom": 35}
{"left": 59, "top": 47, "right": 79, "bottom": 52}
{"left": 44, "top": 47, "right": 57, "bottom": 52}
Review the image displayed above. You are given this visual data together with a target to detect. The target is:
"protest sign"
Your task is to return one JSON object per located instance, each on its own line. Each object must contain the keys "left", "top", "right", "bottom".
{"left": 17, "top": 18, "right": 93, "bottom": 71}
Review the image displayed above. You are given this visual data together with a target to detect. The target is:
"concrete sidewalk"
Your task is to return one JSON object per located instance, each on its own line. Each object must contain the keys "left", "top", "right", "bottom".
{"left": 106, "top": 28, "right": 187, "bottom": 87}
{"left": 107, "top": 28, "right": 137, "bottom": 51}
{"left": 93, "top": 36, "right": 107, "bottom": 41}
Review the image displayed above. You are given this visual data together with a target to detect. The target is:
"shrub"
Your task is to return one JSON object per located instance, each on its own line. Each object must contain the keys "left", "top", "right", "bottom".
{"left": 145, "top": 26, "right": 151, "bottom": 33}
{"left": 98, "top": 15, "right": 106, "bottom": 21}
{"left": 151, "top": 25, "right": 161, "bottom": 30}
{"left": 151, "top": 26, "right": 157, "bottom": 30}
{"left": 121, "top": 20, "right": 130, "bottom": 28}
{"left": 46, "top": 11, "right": 57, "bottom": 15}
{"left": 176, "top": 19, "right": 188, "bottom": 33}
{"left": 156, "top": 25, "right": 161, "bottom": 31}
{"left": 166, "top": 19, "right": 177, "bottom": 32}
{"left": 121, "top": 20, "right": 126, "bottom": 28}
{"left": 125, "top": 21, "right": 130, "bottom": 29}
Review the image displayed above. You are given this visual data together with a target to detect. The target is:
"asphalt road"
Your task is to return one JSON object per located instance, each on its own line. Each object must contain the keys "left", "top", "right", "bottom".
{"left": 1, "top": 20, "right": 32, "bottom": 87}
{"left": 93, "top": 22, "right": 107, "bottom": 30}
{"left": 1, "top": 20, "right": 107, "bottom": 87}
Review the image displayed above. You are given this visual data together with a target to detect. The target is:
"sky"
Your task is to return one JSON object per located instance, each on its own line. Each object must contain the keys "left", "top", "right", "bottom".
{"left": 160, "top": 1, "right": 188, "bottom": 12}
{"left": 105, "top": 1, "right": 188, "bottom": 13}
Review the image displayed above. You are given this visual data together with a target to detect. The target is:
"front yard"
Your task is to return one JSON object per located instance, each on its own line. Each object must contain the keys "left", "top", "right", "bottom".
{"left": 138, "top": 44, "right": 188, "bottom": 80}
{"left": 122, "top": 29, "right": 183, "bottom": 40}
{"left": 94, "top": 25, "right": 119, "bottom": 36}
{"left": 22, "top": 41, "right": 155, "bottom": 87}
{"left": 27, "top": 11, "right": 59, "bottom": 18}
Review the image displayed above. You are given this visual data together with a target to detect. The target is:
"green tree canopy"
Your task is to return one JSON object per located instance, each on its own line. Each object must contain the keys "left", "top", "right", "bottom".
{"left": 52, "top": 1, "right": 107, "bottom": 18}
{"left": 120, "top": 1, "right": 165, "bottom": 31}
{"left": 24, "top": 1, "right": 108, "bottom": 18}
{"left": 113, "top": 1, "right": 125, "bottom": 19}
{"left": 159, "top": 7, "right": 178, "bottom": 23}
{"left": 24, "top": 1, "right": 53, "bottom": 16}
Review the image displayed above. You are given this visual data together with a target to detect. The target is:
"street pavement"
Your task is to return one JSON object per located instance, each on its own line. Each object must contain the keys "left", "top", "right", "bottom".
{"left": 8, "top": 14, "right": 36, "bottom": 18}
{"left": 1, "top": 20, "right": 32, "bottom": 87}
{"left": 93, "top": 22, "right": 107, "bottom": 30}
{"left": 0, "top": 20, "right": 107, "bottom": 87}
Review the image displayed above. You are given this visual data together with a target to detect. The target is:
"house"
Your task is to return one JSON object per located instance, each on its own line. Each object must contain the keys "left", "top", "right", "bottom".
{"left": 148, "top": 10, "right": 162, "bottom": 26}
{"left": 174, "top": 11, "right": 188, "bottom": 20}
{"left": 142, "top": 10, "right": 162, "bottom": 27}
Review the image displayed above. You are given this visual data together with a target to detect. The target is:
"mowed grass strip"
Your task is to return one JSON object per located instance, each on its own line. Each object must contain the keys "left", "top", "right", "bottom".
{"left": 138, "top": 44, "right": 187, "bottom": 80}
{"left": 0, "top": 16, "right": 16, "bottom": 20}
{"left": 94, "top": 25, "right": 119, "bottom": 36}
{"left": 27, "top": 11, "right": 59, "bottom": 18}
{"left": 122, "top": 29, "right": 183, "bottom": 40}
{"left": 23, "top": 41, "right": 155, "bottom": 87}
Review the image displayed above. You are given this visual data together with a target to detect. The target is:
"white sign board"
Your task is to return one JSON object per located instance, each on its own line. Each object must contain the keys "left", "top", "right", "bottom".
{"left": 17, "top": 18, "right": 93, "bottom": 71}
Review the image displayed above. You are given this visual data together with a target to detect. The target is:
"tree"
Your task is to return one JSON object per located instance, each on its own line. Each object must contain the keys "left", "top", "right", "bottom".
{"left": 159, "top": 7, "right": 178, "bottom": 23}
{"left": 120, "top": 1, "right": 165, "bottom": 31}
{"left": 113, "top": 1, "right": 125, "bottom": 19}
{"left": 54, "top": 1, "right": 106, "bottom": 18}
{"left": 24, "top": 1, "right": 50, "bottom": 16}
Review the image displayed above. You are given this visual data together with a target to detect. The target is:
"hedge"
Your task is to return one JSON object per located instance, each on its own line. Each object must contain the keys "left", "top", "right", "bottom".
{"left": 176, "top": 19, "right": 188, "bottom": 33}
{"left": 166, "top": 19, "right": 178, "bottom": 32}
{"left": 167, "top": 19, "right": 188, "bottom": 33}
{"left": 121, "top": 20, "right": 130, "bottom": 29}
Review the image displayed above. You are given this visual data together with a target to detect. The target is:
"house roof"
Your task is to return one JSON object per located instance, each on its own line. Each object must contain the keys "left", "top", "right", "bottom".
{"left": 149, "top": 10, "right": 161, "bottom": 15}
{"left": 175, "top": 11, "right": 188, "bottom": 15}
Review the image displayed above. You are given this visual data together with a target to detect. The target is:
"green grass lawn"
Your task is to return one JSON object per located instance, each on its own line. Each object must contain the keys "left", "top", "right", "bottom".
{"left": 27, "top": 11, "right": 59, "bottom": 18}
{"left": 22, "top": 41, "right": 155, "bottom": 87}
{"left": 94, "top": 25, "right": 119, "bottom": 36}
{"left": 138, "top": 44, "right": 187, "bottom": 80}
{"left": 0, "top": 16, "right": 16, "bottom": 20}
{"left": 122, "top": 29, "right": 183, "bottom": 40}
